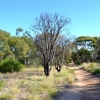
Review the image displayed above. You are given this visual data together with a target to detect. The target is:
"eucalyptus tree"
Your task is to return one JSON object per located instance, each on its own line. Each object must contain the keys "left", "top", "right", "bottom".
{"left": 0, "top": 30, "right": 11, "bottom": 60}
{"left": 16, "top": 28, "right": 37, "bottom": 66}
{"left": 9, "top": 36, "right": 30, "bottom": 61}
{"left": 74, "top": 36, "right": 100, "bottom": 62}
{"left": 21, "top": 36, "right": 37, "bottom": 66}
{"left": 72, "top": 48, "right": 92, "bottom": 65}
{"left": 75, "top": 36, "right": 95, "bottom": 50}
{"left": 95, "top": 37, "right": 100, "bottom": 62}
{"left": 25, "top": 13, "right": 71, "bottom": 76}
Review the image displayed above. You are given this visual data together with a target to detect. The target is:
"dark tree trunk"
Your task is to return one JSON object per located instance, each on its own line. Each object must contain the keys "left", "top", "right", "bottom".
{"left": 55, "top": 61, "right": 62, "bottom": 72}
{"left": 55, "top": 64, "right": 62, "bottom": 72}
{"left": 44, "top": 62, "right": 50, "bottom": 76}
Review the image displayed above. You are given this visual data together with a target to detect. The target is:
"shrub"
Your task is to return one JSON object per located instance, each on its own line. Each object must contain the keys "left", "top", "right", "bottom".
{"left": 0, "top": 59, "right": 25, "bottom": 73}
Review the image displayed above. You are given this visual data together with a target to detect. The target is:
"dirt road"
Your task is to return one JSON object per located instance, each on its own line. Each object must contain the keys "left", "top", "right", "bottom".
{"left": 54, "top": 67, "right": 100, "bottom": 100}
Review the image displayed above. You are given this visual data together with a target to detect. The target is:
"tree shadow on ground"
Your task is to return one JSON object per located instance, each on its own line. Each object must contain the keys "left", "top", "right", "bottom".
{"left": 53, "top": 69, "right": 100, "bottom": 100}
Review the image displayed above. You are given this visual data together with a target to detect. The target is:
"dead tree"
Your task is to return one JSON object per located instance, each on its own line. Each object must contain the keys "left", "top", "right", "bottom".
{"left": 54, "top": 35, "right": 71, "bottom": 72}
{"left": 30, "top": 13, "right": 70, "bottom": 76}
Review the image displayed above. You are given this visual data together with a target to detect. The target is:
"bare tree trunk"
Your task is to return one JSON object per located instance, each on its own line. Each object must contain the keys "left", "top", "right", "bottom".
{"left": 28, "top": 13, "right": 71, "bottom": 76}
{"left": 44, "top": 62, "right": 50, "bottom": 76}
{"left": 55, "top": 65, "right": 61, "bottom": 72}
{"left": 55, "top": 62, "right": 62, "bottom": 72}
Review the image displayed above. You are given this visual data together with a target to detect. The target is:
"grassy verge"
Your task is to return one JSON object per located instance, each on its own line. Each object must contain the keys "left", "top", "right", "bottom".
{"left": 80, "top": 63, "right": 100, "bottom": 74}
{"left": 0, "top": 66, "right": 75, "bottom": 100}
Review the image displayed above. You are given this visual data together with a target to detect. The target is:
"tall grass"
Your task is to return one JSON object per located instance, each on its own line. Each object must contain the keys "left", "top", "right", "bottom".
{"left": 80, "top": 63, "right": 100, "bottom": 74}
{"left": 0, "top": 66, "right": 75, "bottom": 100}
{"left": 0, "top": 80, "right": 5, "bottom": 91}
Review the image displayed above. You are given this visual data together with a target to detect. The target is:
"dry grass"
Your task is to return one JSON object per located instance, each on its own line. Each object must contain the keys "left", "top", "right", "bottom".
{"left": 80, "top": 63, "right": 100, "bottom": 74}
{"left": 0, "top": 66, "right": 75, "bottom": 100}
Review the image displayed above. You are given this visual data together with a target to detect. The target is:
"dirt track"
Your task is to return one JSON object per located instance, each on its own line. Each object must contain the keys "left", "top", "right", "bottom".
{"left": 54, "top": 67, "right": 100, "bottom": 100}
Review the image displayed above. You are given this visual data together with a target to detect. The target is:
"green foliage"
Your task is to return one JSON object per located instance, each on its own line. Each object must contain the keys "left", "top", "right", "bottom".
{"left": 0, "top": 59, "right": 25, "bottom": 73}
{"left": 0, "top": 30, "right": 11, "bottom": 60}
{"left": 72, "top": 48, "right": 91, "bottom": 65}
{"left": 16, "top": 27, "right": 23, "bottom": 35}
{"left": 75, "top": 36, "right": 97, "bottom": 50}
{"left": 9, "top": 36, "right": 30, "bottom": 59}
{"left": 74, "top": 36, "right": 100, "bottom": 62}
{"left": 97, "top": 49, "right": 100, "bottom": 62}
{"left": 66, "top": 57, "right": 72, "bottom": 64}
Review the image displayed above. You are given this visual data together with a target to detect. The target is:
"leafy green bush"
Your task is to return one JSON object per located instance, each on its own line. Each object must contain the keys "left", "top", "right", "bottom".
{"left": 0, "top": 59, "right": 25, "bottom": 73}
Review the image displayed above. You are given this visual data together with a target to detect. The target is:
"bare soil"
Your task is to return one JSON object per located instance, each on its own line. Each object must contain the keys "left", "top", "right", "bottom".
{"left": 54, "top": 67, "right": 100, "bottom": 100}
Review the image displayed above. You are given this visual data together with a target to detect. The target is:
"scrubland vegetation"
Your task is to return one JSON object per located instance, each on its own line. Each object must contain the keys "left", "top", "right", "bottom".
{"left": 80, "top": 63, "right": 100, "bottom": 74}
{"left": 0, "top": 66, "right": 75, "bottom": 100}
{"left": 0, "top": 12, "right": 100, "bottom": 99}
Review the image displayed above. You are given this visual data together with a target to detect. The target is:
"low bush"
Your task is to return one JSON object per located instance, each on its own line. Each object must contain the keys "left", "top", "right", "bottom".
{"left": 0, "top": 59, "right": 25, "bottom": 73}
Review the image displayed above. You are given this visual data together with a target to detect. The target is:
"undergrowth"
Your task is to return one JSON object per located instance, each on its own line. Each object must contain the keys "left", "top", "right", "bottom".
{"left": 0, "top": 66, "right": 75, "bottom": 100}
{"left": 80, "top": 63, "right": 100, "bottom": 74}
